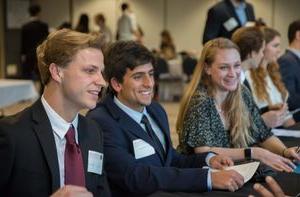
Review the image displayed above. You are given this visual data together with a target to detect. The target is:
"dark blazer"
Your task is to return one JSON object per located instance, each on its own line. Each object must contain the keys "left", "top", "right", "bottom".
{"left": 21, "top": 20, "right": 48, "bottom": 79}
{"left": 0, "top": 100, "right": 111, "bottom": 197}
{"left": 87, "top": 94, "right": 210, "bottom": 197}
{"left": 278, "top": 50, "right": 300, "bottom": 121}
{"left": 202, "top": 0, "right": 255, "bottom": 44}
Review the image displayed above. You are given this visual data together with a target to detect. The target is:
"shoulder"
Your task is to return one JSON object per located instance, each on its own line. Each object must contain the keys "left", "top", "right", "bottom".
{"left": 279, "top": 51, "right": 296, "bottom": 63}
{"left": 241, "top": 85, "right": 254, "bottom": 105}
{"left": 246, "top": 2, "right": 254, "bottom": 9}
{"left": 189, "top": 86, "right": 211, "bottom": 110}
{"left": 208, "top": 1, "right": 228, "bottom": 15}
{"left": 0, "top": 106, "right": 34, "bottom": 141}
{"left": 241, "top": 84, "right": 252, "bottom": 97}
{"left": 148, "top": 101, "right": 167, "bottom": 115}
{"left": 86, "top": 102, "right": 112, "bottom": 124}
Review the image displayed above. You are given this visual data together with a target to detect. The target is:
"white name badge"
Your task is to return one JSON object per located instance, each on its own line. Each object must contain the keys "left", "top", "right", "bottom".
{"left": 133, "top": 139, "right": 155, "bottom": 159}
{"left": 88, "top": 150, "right": 103, "bottom": 175}
{"left": 223, "top": 17, "right": 238, "bottom": 31}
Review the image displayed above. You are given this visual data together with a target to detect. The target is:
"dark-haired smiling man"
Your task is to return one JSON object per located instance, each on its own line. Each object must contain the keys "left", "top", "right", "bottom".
{"left": 87, "top": 41, "right": 244, "bottom": 197}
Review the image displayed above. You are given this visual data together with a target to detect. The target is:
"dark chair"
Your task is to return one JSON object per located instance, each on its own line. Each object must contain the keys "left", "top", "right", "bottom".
{"left": 182, "top": 57, "right": 197, "bottom": 81}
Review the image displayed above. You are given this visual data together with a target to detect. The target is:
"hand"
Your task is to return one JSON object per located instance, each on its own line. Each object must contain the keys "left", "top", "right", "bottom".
{"left": 262, "top": 106, "right": 287, "bottom": 128}
{"left": 253, "top": 147, "right": 295, "bottom": 172}
{"left": 50, "top": 185, "right": 93, "bottom": 197}
{"left": 211, "top": 170, "right": 244, "bottom": 192}
{"left": 249, "top": 176, "right": 286, "bottom": 197}
{"left": 209, "top": 155, "right": 234, "bottom": 170}
{"left": 283, "top": 147, "right": 300, "bottom": 162}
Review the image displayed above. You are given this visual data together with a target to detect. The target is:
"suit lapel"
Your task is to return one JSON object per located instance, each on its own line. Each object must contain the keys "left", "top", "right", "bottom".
{"left": 31, "top": 100, "right": 60, "bottom": 192}
{"left": 287, "top": 50, "right": 300, "bottom": 65}
{"left": 146, "top": 105, "right": 173, "bottom": 162}
{"left": 104, "top": 95, "right": 152, "bottom": 141}
{"left": 77, "top": 116, "right": 92, "bottom": 188}
{"left": 103, "top": 95, "right": 165, "bottom": 163}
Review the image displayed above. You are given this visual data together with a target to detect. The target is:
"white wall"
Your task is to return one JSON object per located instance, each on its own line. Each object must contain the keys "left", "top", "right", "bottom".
{"left": 5, "top": 0, "right": 300, "bottom": 58}
{"left": 37, "top": 0, "right": 70, "bottom": 29}
{"left": 73, "top": 0, "right": 117, "bottom": 33}
{"left": 273, "top": 0, "right": 300, "bottom": 49}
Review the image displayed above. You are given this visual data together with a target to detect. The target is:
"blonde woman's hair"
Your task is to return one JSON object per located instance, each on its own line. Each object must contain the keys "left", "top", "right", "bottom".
{"left": 250, "top": 27, "right": 288, "bottom": 104}
{"left": 36, "top": 29, "right": 105, "bottom": 85}
{"left": 176, "top": 38, "right": 254, "bottom": 148}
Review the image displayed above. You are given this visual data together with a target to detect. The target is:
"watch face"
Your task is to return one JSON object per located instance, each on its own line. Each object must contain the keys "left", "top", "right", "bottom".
{"left": 245, "top": 148, "right": 251, "bottom": 160}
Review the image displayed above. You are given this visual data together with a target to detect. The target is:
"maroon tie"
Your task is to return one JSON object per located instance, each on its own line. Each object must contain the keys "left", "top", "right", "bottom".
{"left": 64, "top": 125, "right": 86, "bottom": 186}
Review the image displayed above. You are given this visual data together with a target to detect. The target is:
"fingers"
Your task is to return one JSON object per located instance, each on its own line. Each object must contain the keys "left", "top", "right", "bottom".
{"left": 265, "top": 176, "right": 285, "bottom": 197}
{"left": 288, "top": 147, "right": 300, "bottom": 161}
{"left": 211, "top": 160, "right": 224, "bottom": 170}
{"left": 228, "top": 180, "right": 238, "bottom": 192}
{"left": 224, "top": 158, "right": 234, "bottom": 166}
{"left": 253, "top": 183, "right": 274, "bottom": 197}
{"left": 51, "top": 185, "right": 93, "bottom": 197}
{"left": 272, "top": 159, "right": 294, "bottom": 173}
{"left": 211, "top": 156, "right": 233, "bottom": 169}
{"left": 230, "top": 170, "right": 244, "bottom": 189}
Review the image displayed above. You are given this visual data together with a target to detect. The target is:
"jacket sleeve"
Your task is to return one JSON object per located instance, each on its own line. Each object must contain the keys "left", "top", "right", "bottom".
{"left": 202, "top": 8, "right": 221, "bottom": 45}
{"left": 0, "top": 122, "right": 14, "bottom": 194}
{"left": 87, "top": 110, "right": 209, "bottom": 194}
{"left": 278, "top": 56, "right": 300, "bottom": 110}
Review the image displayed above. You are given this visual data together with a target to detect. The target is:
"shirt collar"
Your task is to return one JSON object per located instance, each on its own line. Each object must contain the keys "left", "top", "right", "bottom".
{"left": 113, "top": 96, "right": 147, "bottom": 124}
{"left": 287, "top": 48, "right": 300, "bottom": 59}
{"left": 231, "top": 0, "right": 246, "bottom": 9}
{"left": 41, "top": 95, "right": 79, "bottom": 141}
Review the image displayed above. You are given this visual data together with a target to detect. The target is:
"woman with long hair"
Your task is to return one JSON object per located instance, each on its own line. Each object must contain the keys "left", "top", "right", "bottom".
{"left": 245, "top": 27, "right": 296, "bottom": 127}
{"left": 176, "top": 38, "right": 300, "bottom": 172}
{"left": 232, "top": 26, "right": 288, "bottom": 128}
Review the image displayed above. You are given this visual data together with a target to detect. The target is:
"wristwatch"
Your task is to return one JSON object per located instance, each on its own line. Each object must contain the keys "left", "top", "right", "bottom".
{"left": 244, "top": 148, "right": 252, "bottom": 160}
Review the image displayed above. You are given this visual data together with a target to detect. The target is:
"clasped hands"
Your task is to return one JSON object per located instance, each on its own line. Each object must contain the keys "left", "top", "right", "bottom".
{"left": 209, "top": 155, "right": 244, "bottom": 192}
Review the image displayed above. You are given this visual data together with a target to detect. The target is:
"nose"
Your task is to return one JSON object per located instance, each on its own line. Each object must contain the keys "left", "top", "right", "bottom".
{"left": 227, "top": 67, "right": 235, "bottom": 77}
{"left": 95, "top": 71, "right": 106, "bottom": 87}
{"left": 143, "top": 74, "right": 154, "bottom": 87}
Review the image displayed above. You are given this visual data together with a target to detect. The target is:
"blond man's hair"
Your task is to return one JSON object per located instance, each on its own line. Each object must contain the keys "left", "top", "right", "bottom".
{"left": 36, "top": 29, "right": 105, "bottom": 85}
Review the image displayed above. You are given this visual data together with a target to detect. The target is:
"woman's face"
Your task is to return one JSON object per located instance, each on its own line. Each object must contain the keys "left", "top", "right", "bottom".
{"left": 264, "top": 36, "right": 281, "bottom": 63}
{"left": 206, "top": 48, "right": 242, "bottom": 93}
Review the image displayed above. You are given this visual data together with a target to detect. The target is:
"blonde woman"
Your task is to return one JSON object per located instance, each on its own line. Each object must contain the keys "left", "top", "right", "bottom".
{"left": 245, "top": 27, "right": 296, "bottom": 128}
{"left": 176, "top": 38, "right": 300, "bottom": 172}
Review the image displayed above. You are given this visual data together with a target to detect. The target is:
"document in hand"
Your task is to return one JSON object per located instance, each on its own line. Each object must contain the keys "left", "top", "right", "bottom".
{"left": 211, "top": 161, "right": 260, "bottom": 183}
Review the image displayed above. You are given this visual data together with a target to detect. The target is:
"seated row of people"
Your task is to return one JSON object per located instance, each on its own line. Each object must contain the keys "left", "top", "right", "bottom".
{"left": 0, "top": 27, "right": 299, "bottom": 197}
{"left": 176, "top": 37, "right": 299, "bottom": 172}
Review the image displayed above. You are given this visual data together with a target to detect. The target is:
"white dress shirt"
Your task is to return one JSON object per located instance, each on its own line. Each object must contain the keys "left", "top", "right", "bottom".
{"left": 41, "top": 95, "right": 79, "bottom": 187}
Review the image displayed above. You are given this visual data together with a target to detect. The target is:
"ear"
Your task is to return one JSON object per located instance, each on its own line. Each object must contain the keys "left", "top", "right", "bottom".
{"left": 110, "top": 77, "right": 122, "bottom": 93}
{"left": 295, "top": 31, "right": 300, "bottom": 41}
{"left": 49, "top": 63, "right": 63, "bottom": 83}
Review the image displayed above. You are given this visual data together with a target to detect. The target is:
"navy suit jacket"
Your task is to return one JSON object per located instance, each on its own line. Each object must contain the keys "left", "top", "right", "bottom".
{"left": 278, "top": 50, "right": 300, "bottom": 121}
{"left": 202, "top": 0, "right": 255, "bottom": 44}
{"left": 0, "top": 100, "right": 111, "bottom": 197}
{"left": 87, "top": 94, "right": 210, "bottom": 197}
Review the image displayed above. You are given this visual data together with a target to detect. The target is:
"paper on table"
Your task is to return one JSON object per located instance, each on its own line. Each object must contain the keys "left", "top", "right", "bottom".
{"left": 272, "top": 129, "right": 300, "bottom": 138}
{"left": 211, "top": 161, "right": 260, "bottom": 183}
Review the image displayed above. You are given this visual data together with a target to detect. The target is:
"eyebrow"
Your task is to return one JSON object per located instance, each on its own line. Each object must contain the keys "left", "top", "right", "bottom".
{"left": 130, "top": 69, "right": 154, "bottom": 77}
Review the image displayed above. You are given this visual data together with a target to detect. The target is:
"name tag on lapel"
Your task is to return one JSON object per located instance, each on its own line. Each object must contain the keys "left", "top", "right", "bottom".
{"left": 223, "top": 17, "right": 238, "bottom": 31}
{"left": 133, "top": 139, "right": 155, "bottom": 159}
{"left": 88, "top": 150, "right": 103, "bottom": 175}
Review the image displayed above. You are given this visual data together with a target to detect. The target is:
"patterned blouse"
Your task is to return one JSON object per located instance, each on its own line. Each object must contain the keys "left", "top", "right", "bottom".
{"left": 177, "top": 84, "right": 273, "bottom": 154}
